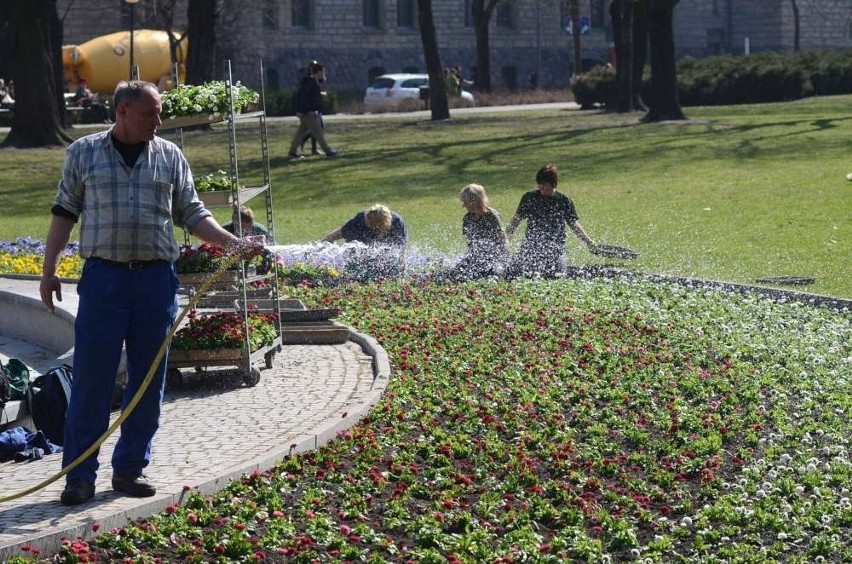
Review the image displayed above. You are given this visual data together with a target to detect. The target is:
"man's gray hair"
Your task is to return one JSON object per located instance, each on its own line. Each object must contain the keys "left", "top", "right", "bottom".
{"left": 113, "top": 80, "right": 158, "bottom": 107}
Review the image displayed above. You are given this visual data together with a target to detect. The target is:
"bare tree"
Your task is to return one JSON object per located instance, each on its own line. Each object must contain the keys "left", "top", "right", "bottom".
{"left": 0, "top": 0, "right": 73, "bottom": 148}
{"left": 185, "top": 0, "right": 217, "bottom": 85}
{"left": 641, "top": 0, "right": 685, "bottom": 122}
{"left": 791, "top": 0, "right": 800, "bottom": 52}
{"left": 568, "top": 0, "right": 582, "bottom": 81}
{"left": 471, "top": 0, "right": 499, "bottom": 92}
{"left": 610, "top": 0, "right": 648, "bottom": 112}
{"left": 417, "top": 0, "right": 450, "bottom": 120}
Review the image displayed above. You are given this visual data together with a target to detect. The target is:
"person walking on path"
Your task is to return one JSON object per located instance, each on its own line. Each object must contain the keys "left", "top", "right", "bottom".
{"left": 40, "top": 80, "right": 263, "bottom": 506}
{"left": 505, "top": 164, "right": 597, "bottom": 278}
{"left": 288, "top": 62, "right": 338, "bottom": 159}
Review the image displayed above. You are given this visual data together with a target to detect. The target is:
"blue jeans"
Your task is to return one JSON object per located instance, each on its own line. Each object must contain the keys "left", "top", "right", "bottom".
{"left": 63, "top": 259, "right": 178, "bottom": 483}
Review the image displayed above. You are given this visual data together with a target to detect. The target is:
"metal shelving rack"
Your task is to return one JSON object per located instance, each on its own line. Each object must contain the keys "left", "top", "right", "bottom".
{"left": 161, "top": 60, "right": 282, "bottom": 388}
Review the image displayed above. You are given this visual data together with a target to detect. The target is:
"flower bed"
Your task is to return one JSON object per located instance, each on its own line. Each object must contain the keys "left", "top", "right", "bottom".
{"left": 0, "top": 238, "right": 82, "bottom": 278}
{"left": 77, "top": 277, "right": 852, "bottom": 562}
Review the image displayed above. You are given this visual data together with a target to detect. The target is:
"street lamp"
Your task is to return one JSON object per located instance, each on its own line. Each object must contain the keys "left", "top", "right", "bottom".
{"left": 126, "top": 0, "right": 140, "bottom": 80}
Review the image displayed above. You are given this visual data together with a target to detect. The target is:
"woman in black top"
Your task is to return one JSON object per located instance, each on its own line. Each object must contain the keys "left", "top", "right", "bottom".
{"left": 448, "top": 183, "right": 510, "bottom": 281}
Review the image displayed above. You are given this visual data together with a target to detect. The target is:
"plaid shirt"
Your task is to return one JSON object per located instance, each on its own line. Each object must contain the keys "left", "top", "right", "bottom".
{"left": 54, "top": 130, "right": 211, "bottom": 262}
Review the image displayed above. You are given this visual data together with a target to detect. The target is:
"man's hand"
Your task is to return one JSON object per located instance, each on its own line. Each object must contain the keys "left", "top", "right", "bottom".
{"left": 229, "top": 237, "right": 266, "bottom": 262}
{"left": 40, "top": 275, "right": 63, "bottom": 313}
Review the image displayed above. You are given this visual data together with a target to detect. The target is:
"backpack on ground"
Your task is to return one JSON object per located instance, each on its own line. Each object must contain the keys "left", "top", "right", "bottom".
{"left": 4, "top": 358, "right": 33, "bottom": 401}
{"left": 26, "top": 364, "right": 73, "bottom": 446}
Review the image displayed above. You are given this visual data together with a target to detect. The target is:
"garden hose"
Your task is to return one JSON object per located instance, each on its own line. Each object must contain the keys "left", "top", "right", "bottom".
{"left": 0, "top": 254, "right": 242, "bottom": 504}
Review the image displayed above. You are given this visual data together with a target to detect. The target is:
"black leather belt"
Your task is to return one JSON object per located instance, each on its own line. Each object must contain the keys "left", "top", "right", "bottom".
{"left": 91, "top": 257, "right": 169, "bottom": 271}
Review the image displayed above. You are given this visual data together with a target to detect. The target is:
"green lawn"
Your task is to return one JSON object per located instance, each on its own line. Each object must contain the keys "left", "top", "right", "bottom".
{"left": 1, "top": 96, "right": 850, "bottom": 297}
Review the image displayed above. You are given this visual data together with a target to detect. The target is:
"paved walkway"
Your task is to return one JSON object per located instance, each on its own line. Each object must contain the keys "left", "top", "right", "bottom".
{"left": 0, "top": 278, "right": 389, "bottom": 560}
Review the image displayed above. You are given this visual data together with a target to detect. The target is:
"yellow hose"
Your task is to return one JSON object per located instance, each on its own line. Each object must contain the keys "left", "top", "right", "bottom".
{"left": 0, "top": 254, "right": 242, "bottom": 503}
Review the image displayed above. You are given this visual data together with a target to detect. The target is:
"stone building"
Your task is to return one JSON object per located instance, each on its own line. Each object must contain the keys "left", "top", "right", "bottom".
{"left": 57, "top": 0, "right": 852, "bottom": 95}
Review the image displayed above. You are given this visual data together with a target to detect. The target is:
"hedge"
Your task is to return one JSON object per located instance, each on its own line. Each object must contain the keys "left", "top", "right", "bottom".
{"left": 572, "top": 48, "right": 852, "bottom": 109}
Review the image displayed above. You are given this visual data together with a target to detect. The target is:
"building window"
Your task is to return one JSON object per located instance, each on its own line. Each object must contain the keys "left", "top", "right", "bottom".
{"left": 292, "top": 0, "right": 311, "bottom": 28}
{"left": 496, "top": 1, "right": 513, "bottom": 29}
{"left": 263, "top": 0, "right": 279, "bottom": 30}
{"left": 397, "top": 0, "right": 415, "bottom": 28}
{"left": 364, "top": 0, "right": 381, "bottom": 28}
{"left": 707, "top": 27, "right": 725, "bottom": 55}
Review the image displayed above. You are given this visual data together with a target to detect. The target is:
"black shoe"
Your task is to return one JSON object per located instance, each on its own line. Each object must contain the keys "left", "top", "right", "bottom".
{"left": 325, "top": 150, "right": 340, "bottom": 158}
{"left": 288, "top": 152, "right": 304, "bottom": 160}
{"left": 60, "top": 479, "right": 95, "bottom": 505}
{"left": 112, "top": 474, "right": 157, "bottom": 497}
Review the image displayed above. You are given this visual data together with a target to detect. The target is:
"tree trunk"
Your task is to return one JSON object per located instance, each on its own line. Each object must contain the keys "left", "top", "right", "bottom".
{"left": 642, "top": 0, "right": 685, "bottom": 122}
{"left": 632, "top": 1, "right": 649, "bottom": 110}
{"left": 611, "top": 0, "right": 648, "bottom": 113}
{"left": 472, "top": 0, "right": 498, "bottom": 92}
{"left": 570, "top": 0, "right": 582, "bottom": 79}
{"left": 417, "top": 0, "right": 449, "bottom": 120}
{"left": 186, "top": 0, "right": 217, "bottom": 85}
{"left": 791, "top": 0, "right": 800, "bottom": 52}
{"left": 1, "top": 0, "right": 72, "bottom": 148}
{"left": 611, "top": 0, "right": 634, "bottom": 112}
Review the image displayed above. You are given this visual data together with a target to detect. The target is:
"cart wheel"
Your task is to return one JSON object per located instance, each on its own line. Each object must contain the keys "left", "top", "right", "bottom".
{"left": 167, "top": 368, "right": 184, "bottom": 390}
{"left": 244, "top": 367, "right": 261, "bottom": 387}
{"left": 265, "top": 350, "right": 275, "bottom": 369}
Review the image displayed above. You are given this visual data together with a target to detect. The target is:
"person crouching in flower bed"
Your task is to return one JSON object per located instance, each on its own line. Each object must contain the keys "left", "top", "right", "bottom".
{"left": 39, "top": 80, "right": 265, "bottom": 506}
{"left": 322, "top": 204, "right": 407, "bottom": 282}
{"left": 504, "top": 163, "right": 597, "bottom": 279}
{"left": 443, "top": 183, "right": 510, "bottom": 282}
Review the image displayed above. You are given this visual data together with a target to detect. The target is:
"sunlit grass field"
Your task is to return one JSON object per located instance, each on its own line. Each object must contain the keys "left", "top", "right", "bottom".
{"left": 0, "top": 95, "right": 849, "bottom": 297}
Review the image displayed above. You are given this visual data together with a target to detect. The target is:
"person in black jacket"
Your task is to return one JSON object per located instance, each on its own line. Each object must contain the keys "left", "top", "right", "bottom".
{"left": 288, "top": 62, "right": 338, "bottom": 159}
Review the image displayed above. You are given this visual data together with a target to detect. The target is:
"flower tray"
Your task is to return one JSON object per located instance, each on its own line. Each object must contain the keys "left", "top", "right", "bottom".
{"left": 177, "top": 270, "right": 240, "bottom": 287}
{"left": 159, "top": 114, "right": 224, "bottom": 130}
{"left": 199, "top": 186, "right": 269, "bottom": 208}
{"left": 198, "top": 190, "right": 232, "bottom": 207}
{"left": 169, "top": 348, "right": 244, "bottom": 363}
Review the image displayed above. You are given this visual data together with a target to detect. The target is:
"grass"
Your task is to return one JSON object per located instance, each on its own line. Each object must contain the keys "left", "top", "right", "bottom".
{"left": 0, "top": 95, "right": 850, "bottom": 297}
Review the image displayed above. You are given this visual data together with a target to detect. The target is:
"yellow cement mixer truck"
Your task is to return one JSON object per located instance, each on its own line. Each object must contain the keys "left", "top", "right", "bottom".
{"left": 63, "top": 29, "right": 187, "bottom": 94}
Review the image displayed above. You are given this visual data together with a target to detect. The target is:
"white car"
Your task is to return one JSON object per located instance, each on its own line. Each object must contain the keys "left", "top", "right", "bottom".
{"left": 363, "top": 73, "right": 474, "bottom": 112}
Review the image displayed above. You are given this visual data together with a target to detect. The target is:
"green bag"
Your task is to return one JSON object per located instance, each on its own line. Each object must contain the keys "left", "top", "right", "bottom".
{"left": 4, "top": 358, "right": 32, "bottom": 401}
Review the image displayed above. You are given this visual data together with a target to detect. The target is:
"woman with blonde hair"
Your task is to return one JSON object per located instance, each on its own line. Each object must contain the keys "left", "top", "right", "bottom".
{"left": 322, "top": 203, "right": 408, "bottom": 280}
{"left": 447, "top": 183, "right": 510, "bottom": 281}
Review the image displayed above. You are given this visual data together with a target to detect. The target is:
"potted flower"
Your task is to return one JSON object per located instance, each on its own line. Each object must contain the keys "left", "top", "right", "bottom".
{"left": 170, "top": 311, "right": 279, "bottom": 363}
{"left": 175, "top": 243, "right": 240, "bottom": 286}
{"left": 194, "top": 169, "right": 241, "bottom": 206}
{"left": 276, "top": 261, "right": 342, "bottom": 288}
{"left": 159, "top": 80, "right": 260, "bottom": 128}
